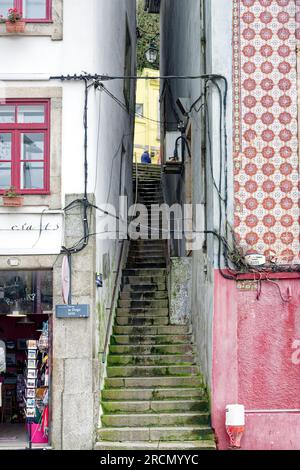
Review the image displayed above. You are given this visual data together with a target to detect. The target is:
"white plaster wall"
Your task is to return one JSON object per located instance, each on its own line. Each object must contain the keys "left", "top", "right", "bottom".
{"left": 160, "top": 0, "right": 233, "bottom": 389}
{"left": 0, "top": 0, "right": 136, "bottom": 449}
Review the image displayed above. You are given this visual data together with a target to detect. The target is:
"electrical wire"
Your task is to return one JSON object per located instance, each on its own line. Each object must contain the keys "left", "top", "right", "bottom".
{"left": 97, "top": 82, "right": 177, "bottom": 126}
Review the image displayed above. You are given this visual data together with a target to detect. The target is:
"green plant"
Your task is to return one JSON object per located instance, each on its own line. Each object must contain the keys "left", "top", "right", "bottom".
{"left": 4, "top": 186, "right": 19, "bottom": 198}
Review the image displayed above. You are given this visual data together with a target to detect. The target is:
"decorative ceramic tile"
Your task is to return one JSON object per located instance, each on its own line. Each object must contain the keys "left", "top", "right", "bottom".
{"left": 233, "top": 0, "right": 300, "bottom": 264}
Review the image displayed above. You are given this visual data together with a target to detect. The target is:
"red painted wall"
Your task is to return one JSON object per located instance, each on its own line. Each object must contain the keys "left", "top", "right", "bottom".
{"left": 212, "top": 270, "right": 300, "bottom": 450}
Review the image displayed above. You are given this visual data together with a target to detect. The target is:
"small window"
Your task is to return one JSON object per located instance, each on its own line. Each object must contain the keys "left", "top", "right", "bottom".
{"left": 136, "top": 104, "right": 144, "bottom": 117}
{"left": 0, "top": 0, "right": 51, "bottom": 21}
{"left": 124, "top": 20, "right": 133, "bottom": 110}
{"left": 0, "top": 100, "right": 50, "bottom": 194}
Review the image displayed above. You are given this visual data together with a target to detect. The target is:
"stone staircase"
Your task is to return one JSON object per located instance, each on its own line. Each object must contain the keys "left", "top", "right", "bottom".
{"left": 95, "top": 164, "right": 216, "bottom": 450}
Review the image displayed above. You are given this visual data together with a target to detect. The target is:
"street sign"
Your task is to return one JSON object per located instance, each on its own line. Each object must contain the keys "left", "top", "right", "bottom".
{"left": 55, "top": 304, "right": 90, "bottom": 318}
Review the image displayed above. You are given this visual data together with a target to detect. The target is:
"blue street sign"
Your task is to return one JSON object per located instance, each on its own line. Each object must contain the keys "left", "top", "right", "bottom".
{"left": 55, "top": 304, "right": 90, "bottom": 318}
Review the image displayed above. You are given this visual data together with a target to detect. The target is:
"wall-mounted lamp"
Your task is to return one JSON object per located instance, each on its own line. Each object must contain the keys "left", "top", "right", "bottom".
{"left": 145, "top": 42, "right": 159, "bottom": 64}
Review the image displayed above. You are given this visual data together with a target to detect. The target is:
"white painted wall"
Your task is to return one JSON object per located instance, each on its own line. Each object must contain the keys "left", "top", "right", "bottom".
{"left": 0, "top": 0, "right": 136, "bottom": 447}
{"left": 159, "top": 0, "right": 233, "bottom": 388}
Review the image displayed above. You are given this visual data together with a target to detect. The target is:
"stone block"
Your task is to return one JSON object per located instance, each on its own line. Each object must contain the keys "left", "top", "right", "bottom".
{"left": 62, "top": 393, "right": 94, "bottom": 450}
{"left": 169, "top": 257, "right": 192, "bottom": 325}
{"left": 64, "top": 358, "right": 93, "bottom": 394}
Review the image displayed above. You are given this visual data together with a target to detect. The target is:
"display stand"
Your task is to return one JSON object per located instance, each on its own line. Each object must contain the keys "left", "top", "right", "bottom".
{"left": 25, "top": 340, "right": 38, "bottom": 450}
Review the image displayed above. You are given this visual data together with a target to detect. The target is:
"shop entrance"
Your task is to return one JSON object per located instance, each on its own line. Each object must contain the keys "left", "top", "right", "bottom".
{"left": 0, "top": 270, "right": 52, "bottom": 449}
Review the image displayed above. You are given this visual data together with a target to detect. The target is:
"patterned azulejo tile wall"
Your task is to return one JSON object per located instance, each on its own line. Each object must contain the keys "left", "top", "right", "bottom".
{"left": 233, "top": 0, "right": 300, "bottom": 264}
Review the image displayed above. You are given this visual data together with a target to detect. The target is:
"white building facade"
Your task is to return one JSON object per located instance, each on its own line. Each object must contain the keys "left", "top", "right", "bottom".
{"left": 0, "top": 0, "right": 136, "bottom": 450}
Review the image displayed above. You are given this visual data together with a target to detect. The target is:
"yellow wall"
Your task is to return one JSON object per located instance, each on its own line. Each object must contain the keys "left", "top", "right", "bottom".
{"left": 134, "top": 68, "right": 160, "bottom": 164}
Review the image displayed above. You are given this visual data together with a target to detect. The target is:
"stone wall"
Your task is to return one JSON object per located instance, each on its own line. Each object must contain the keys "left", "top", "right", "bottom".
{"left": 169, "top": 257, "right": 192, "bottom": 325}
{"left": 52, "top": 194, "right": 97, "bottom": 450}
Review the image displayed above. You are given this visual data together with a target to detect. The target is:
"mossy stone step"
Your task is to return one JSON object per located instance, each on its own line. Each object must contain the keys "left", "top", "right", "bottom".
{"left": 122, "top": 277, "right": 166, "bottom": 286}
{"left": 95, "top": 440, "right": 216, "bottom": 450}
{"left": 109, "top": 344, "right": 194, "bottom": 355}
{"left": 101, "top": 412, "right": 209, "bottom": 428}
{"left": 97, "top": 425, "right": 214, "bottom": 442}
{"left": 121, "top": 283, "right": 167, "bottom": 292}
{"left": 107, "top": 354, "right": 195, "bottom": 366}
{"left": 118, "top": 299, "right": 168, "bottom": 308}
{"left": 106, "top": 365, "right": 199, "bottom": 378}
{"left": 126, "top": 262, "right": 167, "bottom": 269}
{"left": 116, "top": 307, "right": 169, "bottom": 314}
{"left": 101, "top": 400, "right": 208, "bottom": 414}
{"left": 120, "top": 291, "right": 168, "bottom": 300}
{"left": 113, "top": 325, "right": 191, "bottom": 335}
{"left": 123, "top": 269, "right": 166, "bottom": 276}
{"left": 116, "top": 317, "right": 169, "bottom": 327}
{"left": 111, "top": 334, "right": 192, "bottom": 345}
{"left": 105, "top": 375, "right": 203, "bottom": 389}
{"left": 101, "top": 388, "right": 206, "bottom": 401}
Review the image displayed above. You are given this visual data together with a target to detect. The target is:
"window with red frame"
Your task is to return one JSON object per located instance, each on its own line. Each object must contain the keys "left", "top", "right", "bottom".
{"left": 0, "top": 100, "right": 50, "bottom": 194}
{"left": 0, "top": 0, "right": 52, "bottom": 21}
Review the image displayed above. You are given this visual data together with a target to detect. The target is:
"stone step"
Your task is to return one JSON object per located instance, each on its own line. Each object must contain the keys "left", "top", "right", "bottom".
{"left": 102, "top": 412, "right": 209, "bottom": 427}
{"left": 112, "top": 334, "right": 192, "bottom": 345}
{"left": 120, "top": 291, "right": 168, "bottom": 300}
{"left": 134, "top": 176, "right": 161, "bottom": 181}
{"left": 129, "top": 244, "right": 166, "bottom": 253}
{"left": 123, "top": 268, "right": 166, "bottom": 276}
{"left": 101, "top": 387, "right": 205, "bottom": 401}
{"left": 121, "top": 283, "right": 167, "bottom": 292}
{"left": 115, "top": 317, "right": 169, "bottom": 327}
{"left": 113, "top": 325, "right": 191, "bottom": 335}
{"left": 95, "top": 440, "right": 216, "bottom": 450}
{"left": 107, "top": 354, "right": 195, "bottom": 366}
{"left": 128, "top": 251, "right": 165, "bottom": 257}
{"left": 122, "top": 276, "right": 167, "bottom": 286}
{"left": 138, "top": 193, "right": 162, "bottom": 199}
{"left": 128, "top": 247, "right": 165, "bottom": 253}
{"left": 105, "top": 376, "right": 203, "bottom": 389}
{"left": 116, "top": 312, "right": 169, "bottom": 318}
{"left": 116, "top": 307, "right": 169, "bottom": 315}
{"left": 118, "top": 299, "right": 169, "bottom": 308}
{"left": 109, "top": 344, "right": 194, "bottom": 355}
{"left": 106, "top": 365, "right": 199, "bottom": 377}
{"left": 126, "top": 262, "right": 167, "bottom": 269}
{"left": 101, "top": 400, "right": 208, "bottom": 414}
{"left": 98, "top": 426, "right": 213, "bottom": 442}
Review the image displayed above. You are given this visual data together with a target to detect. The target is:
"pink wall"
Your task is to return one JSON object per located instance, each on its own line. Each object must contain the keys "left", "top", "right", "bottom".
{"left": 212, "top": 270, "right": 300, "bottom": 450}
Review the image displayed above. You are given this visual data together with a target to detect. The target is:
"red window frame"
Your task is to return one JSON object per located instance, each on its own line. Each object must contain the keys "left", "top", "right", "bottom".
{"left": 0, "top": 99, "right": 51, "bottom": 195}
{"left": 3, "top": 0, "right": 52, "bottom": 22}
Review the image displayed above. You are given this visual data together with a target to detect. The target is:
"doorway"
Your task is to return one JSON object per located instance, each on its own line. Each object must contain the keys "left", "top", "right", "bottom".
{"left": 0, "top": 270, "right": 52, "bottom": 449}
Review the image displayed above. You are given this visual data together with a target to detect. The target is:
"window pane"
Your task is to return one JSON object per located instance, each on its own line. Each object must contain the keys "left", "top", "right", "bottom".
{"left": 0, "top": 163, "right": 11, "bottom": 190}
{"left": 0, "top": 133, "right": 12, "bottom": 161}
{"left": 136, "top": 104, "right": 143, "bottom": 116}
{"left": 21, "top": 133, "right": 44, "bottom": 161}
{"left": 0, "top": 270, "right": 53, "bottom": 315}
{"left": 0, "top": 106, "right": 15, "bottom": 123}
{"left": 23, "top": 0, "right": 47, "bottom": 19}
{"left": 21, "top": 162, "right": 44, "bottom": 189}
{"left": 18, "top": 105, "right": 45, "bottom": 123}
{"left": 0, "top": 0, "right": 14, "bottom": 17}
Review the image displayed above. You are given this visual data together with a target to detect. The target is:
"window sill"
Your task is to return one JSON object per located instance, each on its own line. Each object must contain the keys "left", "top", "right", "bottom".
{"left": 0, "top": 0, "right": 63, "bottom": 40}
{"left": 0, "top": 21, "right": 62, "bottom": 40}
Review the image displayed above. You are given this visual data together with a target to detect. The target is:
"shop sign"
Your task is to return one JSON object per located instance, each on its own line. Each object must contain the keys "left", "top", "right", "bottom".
{"left": 56, "top": 304, "right": 90, "bottom": 319}
{"left": 0, "top": 210, "right": 64, "bottom": 255}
